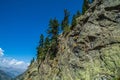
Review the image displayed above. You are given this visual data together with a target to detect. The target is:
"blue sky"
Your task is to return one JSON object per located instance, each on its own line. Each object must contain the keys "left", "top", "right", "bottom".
{"left": 0, "top": 0, "right": 86, "bottom": 64}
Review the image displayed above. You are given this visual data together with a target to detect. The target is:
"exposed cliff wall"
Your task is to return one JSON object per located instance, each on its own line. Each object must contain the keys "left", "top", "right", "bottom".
{"left": 16, "top": 0, "right": 120, "bottom": 80}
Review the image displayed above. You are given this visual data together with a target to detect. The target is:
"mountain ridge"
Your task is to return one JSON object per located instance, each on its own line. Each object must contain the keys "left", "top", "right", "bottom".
{"left": 16, "top": 0, "right": 120, "bottom": 80}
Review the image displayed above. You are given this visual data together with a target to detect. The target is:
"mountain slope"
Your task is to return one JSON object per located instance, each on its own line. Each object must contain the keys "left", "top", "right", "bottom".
{"left": 0, "top": 70, "right": 12, "bottom": 80}
{"left": 16, "top": 0, "right": 120, "bottom": 80}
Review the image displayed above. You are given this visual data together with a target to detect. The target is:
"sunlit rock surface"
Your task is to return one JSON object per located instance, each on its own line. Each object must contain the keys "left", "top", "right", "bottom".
{"left": 16, "top": 0, "right": 120, "bottom": 80}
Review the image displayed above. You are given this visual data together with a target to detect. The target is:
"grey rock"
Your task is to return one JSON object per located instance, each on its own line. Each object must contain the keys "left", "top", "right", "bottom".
{"left": 15, "top": 0, "right": 120, "bottom": 80}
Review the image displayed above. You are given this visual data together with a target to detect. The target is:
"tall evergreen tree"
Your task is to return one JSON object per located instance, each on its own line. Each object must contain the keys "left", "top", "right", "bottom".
{"left": 48, "top": 18, "right": 59, "bottom": 41}
{"left": 29, "top": 57, "right": 35, "bottom": 66}
{"left": 61, "top": 9, "right": 70, "bottom": 32}
{"left": 82, "top": 0, "right": 89, "bottom": 15}
{"left": 37, "top": 34, "right": 45, "bottom": 62}
{"left": 30, "top": 57, "right": 35, "bottom": 64}
{"left": 71, "top": 11, "right": 81, "bottom": 29}
{"left": 44, "top": 37, "right": 50, "bottom": 47}
{"left": 91, "top": 0, "right": 94, "bottom": 3}
{"left": 47, "top": 18, "right": 59, "bottom": 58}
{"left": 39, "top": 34, "right": 44, "bottom": 47}
{"left": 44, "top": 37, "right": 50, "bottom": 53}
{"left": 71, "top": 14, "right": 77, "bottom": 28}
{"left": 76, "top": 11, "right": 81, "bottom": 17}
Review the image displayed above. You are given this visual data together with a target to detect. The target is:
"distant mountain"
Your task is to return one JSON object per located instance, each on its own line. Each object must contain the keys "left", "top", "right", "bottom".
{"left": 0, "top": 70, "right": 12, "bottom": 80}
{"left": 0, "top": 66, "right": 25, "bottom": 78}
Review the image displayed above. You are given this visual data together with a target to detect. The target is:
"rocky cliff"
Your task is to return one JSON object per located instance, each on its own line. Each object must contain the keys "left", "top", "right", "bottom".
{"left": 16, "top": 0, "right": 120, "bottom": 80}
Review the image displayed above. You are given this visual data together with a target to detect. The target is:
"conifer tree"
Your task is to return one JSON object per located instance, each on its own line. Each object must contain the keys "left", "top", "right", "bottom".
{"left": 61, "top": 9, "right": 70, "bottom": 32}
{"left": 82, "top": 0, "right": 89, "bottom": 14}
{"left": 71, "top": 14, "right": 77, "bottom": 28}
{"left": 76, "top": 11, "right": 81, "bottom": 17}
{"left": 48, "top": 18, "right": 59, "bottom": 58}
{"left": 44, "top": 37, "right": 50, "bottom": 53}
{"left": 30, "top": 57, "right": 35, "bottom": 64}
{"left": 44, "top": 37, "right": 50, "bottom": 48}
{"left": 71, "top": 11, "right": 81, "bottom": 29}
{"left": 48, "top": 18, "right": 59, "bottom": 41}
{"left": 39, "top": 34, "right": 44, "bottom": 47}
{"left": 37, "top": 34, "right": 45, "bottom": 62}
{"left": 92, "top": 0, "right": 95, "bottom": 3}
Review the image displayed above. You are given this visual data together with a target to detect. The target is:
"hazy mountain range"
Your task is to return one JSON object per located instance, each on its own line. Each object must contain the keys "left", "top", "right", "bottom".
{"left": 0, "top": 69, "right": 12, "bottom": 80}
{"left": 0, "top": 57, "right": 28, "bottom": 80}
{"left": 0, "top": 66, "right": 25, "bottom": 78}
{"left": 0, "top": 66, "right": 26, "bottom": 80}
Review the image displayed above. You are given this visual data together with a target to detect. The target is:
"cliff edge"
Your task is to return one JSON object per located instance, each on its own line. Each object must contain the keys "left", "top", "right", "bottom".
{"left": 16, "top": 0, "right": 120, "bottom": 80}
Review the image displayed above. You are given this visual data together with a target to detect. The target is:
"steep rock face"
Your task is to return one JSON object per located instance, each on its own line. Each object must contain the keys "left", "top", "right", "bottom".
{"left": 16, "top": 0, "right": 120, "bottom": 80}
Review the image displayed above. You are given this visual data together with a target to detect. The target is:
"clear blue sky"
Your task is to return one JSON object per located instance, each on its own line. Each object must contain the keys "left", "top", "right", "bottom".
{"left": 0, "top": 0, "right": 89, "bottom": 63}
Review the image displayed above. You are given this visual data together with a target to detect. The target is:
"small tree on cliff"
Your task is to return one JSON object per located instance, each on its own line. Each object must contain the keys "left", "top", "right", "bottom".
{"left": 48, "top": 18, "right": 59, "bottom": 41}
{"left": 39, "top": 34, "right": 44, "bottom": 47}
{"left": 76, "top": 11, "right": 81, "bottom": 17}
{"left": 71, "top": 11, "right": 81, "bottom": 29}
{"left": 44, "top": 37, "right": 50, "bottom": 54}
{"left": 37, "top": 34, "right": 45, "bottom": 62}
{"left": 30, "top": 57, "right": 35, "bottom": 64}
{"left": 48, "top": 18, "right": 59, "bottom": 58}
{"left": 61, "top": 9, "right": 70, "bottom": 32}
{"left": 82, "top": 0, "right": 89, "bottom": 14}
{"left": 71, "top": 14, "right": 77, "bottom": 28}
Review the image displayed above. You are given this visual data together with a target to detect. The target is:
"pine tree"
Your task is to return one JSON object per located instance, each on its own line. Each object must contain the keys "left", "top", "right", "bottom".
{"left": 37, "top": 34, "right": 45, "bottom": 62}
{"left": 48, "top": 18, "right": 59, "bottom": 58}
{"left": 91, "top": 0, "right": 95, "bottom": 3}
{"left": 44, "top": 37, "right": 50, "bottom": 48}
{"left": 29, "top": 57, "right": 35, "bottom": 66}
{"left": 30, "top": 57, "right": 35, "bottom": 64}
{"left": 44, "top": 37, "right": 50, "bottom": 53}
{"left": 76, "top": 11, "right": 81, "bottom": 17}
{"left": 71, "top": 14, "right": 77, "bottom": 28}
{"left": 82, "top": 0, "right": 89, "bottom": 15}
{"left": 48, "top": 18, "right": 59, "bottom": 41}
{"left": 39, "top": 34, "right": 44, "bottom": 47}
{"left": 71, "top": 11, "right": 81, "bottom": 29}
{"left": 61, "top": 9, "right": 70, "bottom": 32}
